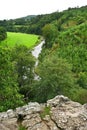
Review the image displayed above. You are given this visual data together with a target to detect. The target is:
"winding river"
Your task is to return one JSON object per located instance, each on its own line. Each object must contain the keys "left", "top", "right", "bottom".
{"left": 32, "top": 40, "right": 45, "bottom": 59}
{"left": 32, "top": 40, "right": 45, "bottom": 80}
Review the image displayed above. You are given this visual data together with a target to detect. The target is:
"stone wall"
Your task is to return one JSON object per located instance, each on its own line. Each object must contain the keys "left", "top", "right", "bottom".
{"left": 0, "top": 95, "right": 87, "bottom": 130}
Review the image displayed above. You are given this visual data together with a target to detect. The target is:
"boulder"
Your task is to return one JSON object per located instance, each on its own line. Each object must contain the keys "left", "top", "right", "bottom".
{"left": 0, "top": 95, "right": 87, "bottom": 130}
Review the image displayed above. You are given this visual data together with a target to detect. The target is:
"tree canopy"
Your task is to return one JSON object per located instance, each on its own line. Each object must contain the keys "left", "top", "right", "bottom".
{"left": 0, "top": 26, "right": 7, "bottom": 41}
{"left": 0, "top": 46, "right": 24, "bottom": 111}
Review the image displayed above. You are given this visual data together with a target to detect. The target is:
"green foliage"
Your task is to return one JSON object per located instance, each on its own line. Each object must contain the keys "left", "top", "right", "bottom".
{"left": 68, "top": 87, "right": 87, "bottom": 104}
{"left": 77, "top": 72, "right": 87, "bottom": 89}
{"left": 53, "top": 23, "right": 87, "bottom": 73}
{"left": 32, "top": 56, "right": 76, "bottom": 103}
{"left": 0, "top": 6, "right": 86, "bottom": 35}
{"left": 0, "top": 46, "right": 24, "bottom": 112}
{"left": 40, "top": 106, "right": 51, "bottom": 118}
{"left": 0, "top": 5, "right": 87, "bottom": 110}
{"left": 37, "top": 12, "right": 87, "bottom": 104}
{"left": 75, "top": 89, "right": 87, "bottom": 104}
{"left": 0, "top": 26, "right": 7, "bottom": 41}
{"left": 42, "top": 24, "right": 58, "bottom": 47}
{"left": 18, "top": 125, "right": 26, "bottom": 130}
{"left": 11, "top": 45, "right": 35, "bottom": 100}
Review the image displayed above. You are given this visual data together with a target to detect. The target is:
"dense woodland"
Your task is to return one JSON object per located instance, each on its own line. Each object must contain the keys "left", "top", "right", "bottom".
{"left": 0, "top": 5, "right": 87, "bottom": 111}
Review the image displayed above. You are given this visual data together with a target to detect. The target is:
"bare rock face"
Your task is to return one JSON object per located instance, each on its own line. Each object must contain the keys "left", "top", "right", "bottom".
{"left": 47, "top": 95, "right": 87, "bottom": 130}
{"left": 0, "top": 95, "right": 87, "bottom": 130}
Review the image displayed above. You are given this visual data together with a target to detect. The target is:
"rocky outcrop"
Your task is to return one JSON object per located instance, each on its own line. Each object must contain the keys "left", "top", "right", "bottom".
{"left": 0, "top": 95, "right": 87, "bottom": 130}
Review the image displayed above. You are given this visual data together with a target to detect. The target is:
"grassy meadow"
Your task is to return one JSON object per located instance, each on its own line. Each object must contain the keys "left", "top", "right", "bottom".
{"left": 0, "top": 32, "right": 39, "bottom": 48}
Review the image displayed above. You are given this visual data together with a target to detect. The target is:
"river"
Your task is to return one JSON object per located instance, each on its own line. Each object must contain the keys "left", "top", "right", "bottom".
{"left": 32, "top": 40, "right": 45, "bottom": 80}
{"left": 32, "top": 40, "right": 45, "bottom": 58}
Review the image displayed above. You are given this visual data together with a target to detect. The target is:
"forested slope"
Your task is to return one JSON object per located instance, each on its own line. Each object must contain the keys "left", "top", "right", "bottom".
{"left": 0, "top": 5, "right": 87, "bottom": 111}
{"left": 0, "top": 6, "right": 87, "bottom": 34}
{"left": 30, "top": 6, "right": 87, "bottom": 104}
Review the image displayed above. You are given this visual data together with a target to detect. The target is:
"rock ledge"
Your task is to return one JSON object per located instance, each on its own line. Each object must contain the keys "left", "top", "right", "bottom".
{"left": 0, "top": 95, "right": 87, "bottom": 130}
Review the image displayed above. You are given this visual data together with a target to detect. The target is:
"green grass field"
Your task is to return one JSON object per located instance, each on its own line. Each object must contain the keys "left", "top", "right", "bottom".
{"left": 0, "top": 32, "right": 39, "bottom": 48}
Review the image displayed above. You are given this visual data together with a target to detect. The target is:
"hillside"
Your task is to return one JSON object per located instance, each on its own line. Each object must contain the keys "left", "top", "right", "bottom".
{"left": 29, "top": 5, "right": 87, "bottom": 104}
{"left": 0, "top": 6, "right": 87, "bottom": 34}
{"left": 37, "top": 21, "right": 87, "bottom": 104}
{"left": 0, "top": 5, "right": 87, "bottom": 112}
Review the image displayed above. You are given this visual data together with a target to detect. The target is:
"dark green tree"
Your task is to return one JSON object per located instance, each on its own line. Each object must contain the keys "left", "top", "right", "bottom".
{"left": 0, "top": 46, "right": 24, "bottom": 111}
{"left": 42, "top": 24, "right": 58, "bottom": 47}
{"left": 0, "top": 26, "right": 7, "bottom": 41}
{"left": 32, "top": 56, "right": 76, "bottom": 102}
{"left": 11, "top": 45, "right": 35, "bottom": 99}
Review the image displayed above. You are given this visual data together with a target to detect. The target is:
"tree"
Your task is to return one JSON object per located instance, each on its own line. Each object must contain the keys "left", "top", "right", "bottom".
{"left": 11, "top": 45, "right": 35, "bottom": 99}
{"left": 32, "top": 55, "right": 76, "bottom": 102}
{"left": 77, "top": 72, "right": 87, "bottom": 89}
{"left": 42, "top": 24, "right": 58, "bottom": 47}
{"left": 0, "top": 46, "right": 24, "bottom": 111}
{"left": 0, "top": 26, "right": 7, "bottom": 41}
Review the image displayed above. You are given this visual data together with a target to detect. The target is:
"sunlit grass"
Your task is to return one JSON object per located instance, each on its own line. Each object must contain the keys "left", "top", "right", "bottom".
{"left": 0, "top": 32, "right": 39, "bottom": 48}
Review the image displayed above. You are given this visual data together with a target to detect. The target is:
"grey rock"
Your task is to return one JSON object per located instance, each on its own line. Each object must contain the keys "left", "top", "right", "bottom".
{"left": 0, "top": 95, "right": 87, "bottom": 130}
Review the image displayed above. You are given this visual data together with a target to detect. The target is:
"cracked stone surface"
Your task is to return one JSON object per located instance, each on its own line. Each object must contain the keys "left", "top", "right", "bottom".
{"left": 0, "top": 95, "right": 87, "bottom": 130}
